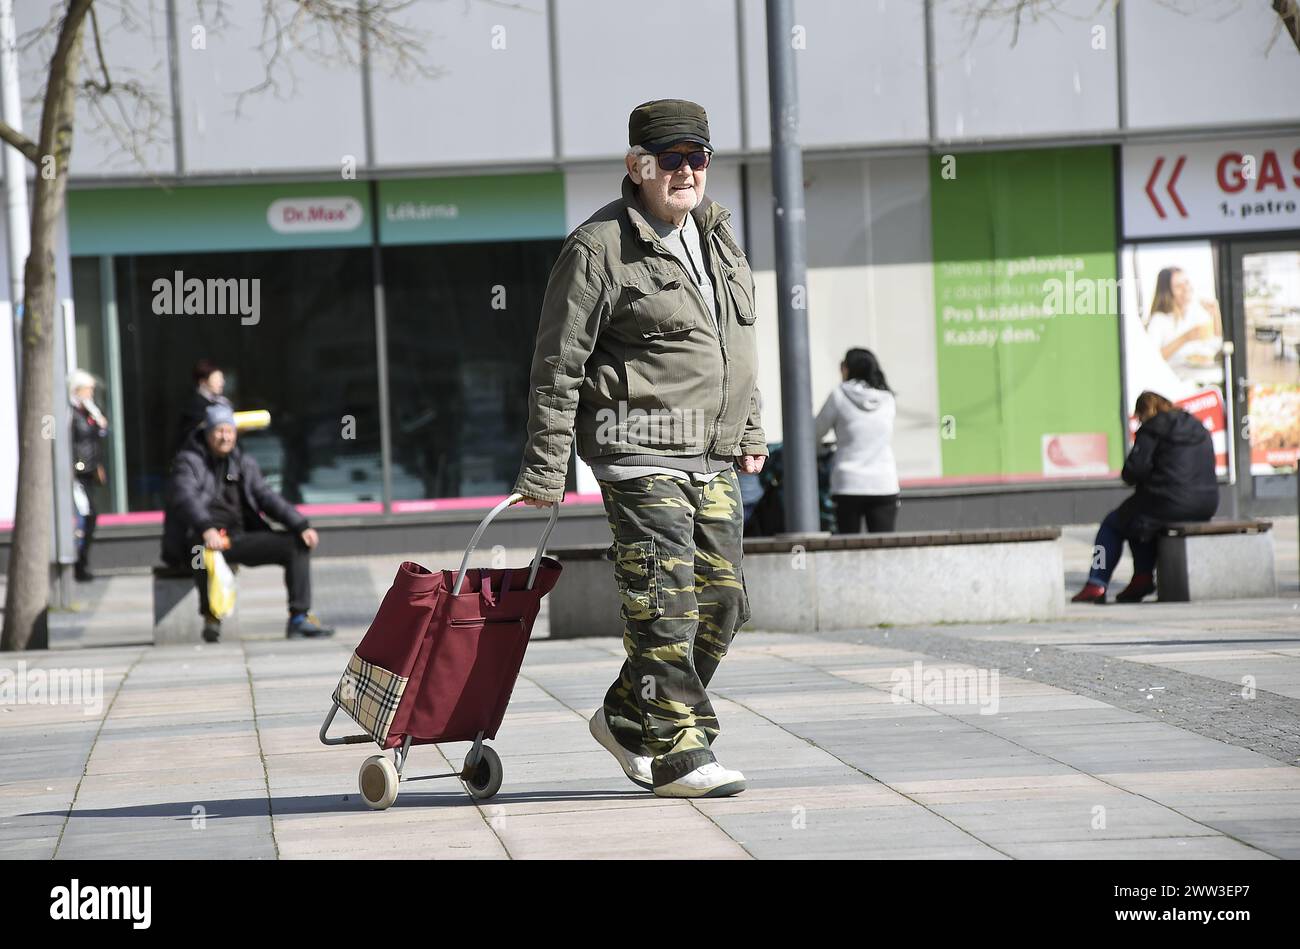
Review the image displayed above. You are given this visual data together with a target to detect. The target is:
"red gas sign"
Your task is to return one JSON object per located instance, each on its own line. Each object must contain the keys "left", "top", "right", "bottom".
{"left": 1124, "top": 137, "right": 1300, "bottom": 238}
{"left": 1143, "top": 155, "right": 1187, "bottom": 219}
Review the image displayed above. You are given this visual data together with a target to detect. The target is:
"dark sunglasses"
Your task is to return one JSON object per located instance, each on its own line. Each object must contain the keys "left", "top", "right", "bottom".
{"left": 656, "top": 149, "right": 712, "bottom": 172}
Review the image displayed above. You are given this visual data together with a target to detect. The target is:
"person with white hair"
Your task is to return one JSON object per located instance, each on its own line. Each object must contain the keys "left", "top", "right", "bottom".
{"left": 514, "top": 99, "right": 765, "bottom": 798}
{"left": 69, "top": 369, "right": 109, "bottom": 582}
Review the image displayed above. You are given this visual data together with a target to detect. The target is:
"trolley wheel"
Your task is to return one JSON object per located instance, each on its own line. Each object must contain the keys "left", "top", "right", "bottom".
{"left": 359, "top": 754, "right": 399, "bottom": 810}
{"left": 463, "top": 745, "right": 503, "bottom": 800}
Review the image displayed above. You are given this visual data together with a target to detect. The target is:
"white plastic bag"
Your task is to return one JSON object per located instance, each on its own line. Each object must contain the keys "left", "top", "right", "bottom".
{"left": 72, "top": 480, "right": 90, "bottom": 518}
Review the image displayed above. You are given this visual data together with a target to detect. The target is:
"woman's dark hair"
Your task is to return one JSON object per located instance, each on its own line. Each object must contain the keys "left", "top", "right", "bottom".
{"left": 192, "top": 358, "right": 221, "bottom": 385}
{"left": 842, "top": 348, "right": 891, "bottom": 392}
{"left": 1135, "top": 390, "right": 1176, "bottom": 420}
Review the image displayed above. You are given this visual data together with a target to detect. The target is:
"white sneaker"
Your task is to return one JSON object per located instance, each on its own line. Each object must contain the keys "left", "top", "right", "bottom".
{"left": 653, "top": 761, "right": 746, "bottom": 798}
{"left": 589, "top": 709, "right": 654, "bottom": 790}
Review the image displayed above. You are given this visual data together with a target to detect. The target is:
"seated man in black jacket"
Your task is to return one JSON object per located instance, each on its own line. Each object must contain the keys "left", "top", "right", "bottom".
{"left": 1072, "top": 390, "right": 1219, "bottom": 604}
{"left": 162, "top": 403, "right": 335, "bottom": 642}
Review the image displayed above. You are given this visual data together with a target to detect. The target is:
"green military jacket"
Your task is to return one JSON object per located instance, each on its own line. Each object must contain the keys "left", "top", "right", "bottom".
{"left": 514, "top": 174, "right": 766, "bottom": 502}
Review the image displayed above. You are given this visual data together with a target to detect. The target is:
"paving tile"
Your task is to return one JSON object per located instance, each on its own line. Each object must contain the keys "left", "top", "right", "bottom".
{"left": 2, "top": 530, "right": 1297, "bottom": 860}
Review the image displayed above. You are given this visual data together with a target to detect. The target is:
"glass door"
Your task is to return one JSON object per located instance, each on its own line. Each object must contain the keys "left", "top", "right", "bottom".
{"left": 1227, "top": 240, "right": 1300, "bottom": 516}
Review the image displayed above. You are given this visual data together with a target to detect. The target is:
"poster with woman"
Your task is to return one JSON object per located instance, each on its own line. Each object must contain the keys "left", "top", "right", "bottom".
{"left": 1120, "top": 241, "right": 1228, "bottom": 475}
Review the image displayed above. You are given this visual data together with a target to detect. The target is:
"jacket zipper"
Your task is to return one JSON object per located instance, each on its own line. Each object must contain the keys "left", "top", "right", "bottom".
{"left": 656, "top": 231, "right": 728, "bottom": 455}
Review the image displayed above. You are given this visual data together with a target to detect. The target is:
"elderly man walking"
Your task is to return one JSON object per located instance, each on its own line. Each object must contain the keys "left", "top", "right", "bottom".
{"left": 515, "top": 100, "right": 766, "bottom": 798}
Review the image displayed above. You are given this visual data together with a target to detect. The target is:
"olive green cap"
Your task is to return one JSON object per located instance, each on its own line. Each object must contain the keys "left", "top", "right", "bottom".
{"left": 628, "top": 99, "right": 711, "bottom": 153}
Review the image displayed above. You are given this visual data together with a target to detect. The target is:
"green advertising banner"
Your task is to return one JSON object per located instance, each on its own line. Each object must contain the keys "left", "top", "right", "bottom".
{"left": 930, "top": 147, "right": 1123, "bottom": 481}
{"left": 67, "top": 172, "right": 567, "bottom": 256}
{"left": 376, "top": 172, "right": 566, "bottom": 245}
{"left": 68, "top": 181, "right": 371, "bottom": 256}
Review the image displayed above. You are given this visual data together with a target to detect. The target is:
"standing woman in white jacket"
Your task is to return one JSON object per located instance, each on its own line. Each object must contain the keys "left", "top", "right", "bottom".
{"left": 815, "top": 348, "right": 901, "bottom": 533}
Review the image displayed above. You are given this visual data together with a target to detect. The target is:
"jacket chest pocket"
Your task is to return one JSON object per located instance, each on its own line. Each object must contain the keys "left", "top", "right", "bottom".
{"left": 625, "top": 273, "right": 696, "bottom": 340}
{"left": 722, "top": 263, "right": 757, "bottom": 325}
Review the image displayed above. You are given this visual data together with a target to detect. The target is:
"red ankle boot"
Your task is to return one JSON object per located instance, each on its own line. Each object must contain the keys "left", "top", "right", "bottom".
{"left": 1115, "top": 573, "right": 1155, "bottom": 603}
{"left": 1071, "top": 582, "right": 1107, "bottom": 604}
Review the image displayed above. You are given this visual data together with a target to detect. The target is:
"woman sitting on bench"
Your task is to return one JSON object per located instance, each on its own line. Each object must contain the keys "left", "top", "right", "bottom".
{"left": 1073, "top": 391, "right": 1218, "bottom": 604}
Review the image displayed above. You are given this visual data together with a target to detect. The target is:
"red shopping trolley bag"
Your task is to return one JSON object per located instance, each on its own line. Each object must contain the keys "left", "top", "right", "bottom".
{"left": 325, "top": 495, "right": 561, "bottom": 751}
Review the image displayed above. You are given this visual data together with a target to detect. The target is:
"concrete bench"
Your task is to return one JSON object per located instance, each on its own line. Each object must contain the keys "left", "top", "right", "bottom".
{"left": 1156, "top": 519, "right": 1276, "bottom": 602}
{"left": 547, "top": 527, "right": 1064, "bottom": 637}
{"left": 152, "top": 564, "right": 240, "bottom": 644}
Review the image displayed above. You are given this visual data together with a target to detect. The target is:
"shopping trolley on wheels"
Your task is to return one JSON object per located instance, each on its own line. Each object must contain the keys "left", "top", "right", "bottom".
{"left": 320, "top": 494, "right": 562, "bottom": 809}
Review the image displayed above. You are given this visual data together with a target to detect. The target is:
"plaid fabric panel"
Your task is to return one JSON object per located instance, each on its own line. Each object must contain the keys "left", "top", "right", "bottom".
{"left": 333, "top": 652, "right": 408, "bottom": 744}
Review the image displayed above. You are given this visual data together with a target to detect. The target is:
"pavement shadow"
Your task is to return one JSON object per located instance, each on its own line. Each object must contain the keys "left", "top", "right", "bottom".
{"left": 23, "top": 787, "right": 649, "bottom": 821}
{"left": 411, "top": 788, "right": 652, "bottom": 807}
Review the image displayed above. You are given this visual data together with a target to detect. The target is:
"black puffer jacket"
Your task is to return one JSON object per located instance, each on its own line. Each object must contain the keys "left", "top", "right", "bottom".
{"left": 161, "top": 428, "right": 308, "bottom": 565}
{"left": 71, "top": 406, "right": 106, "bottom": 480}
{"left": 1121, "top": 409, "right": 1218, "bottom": 516}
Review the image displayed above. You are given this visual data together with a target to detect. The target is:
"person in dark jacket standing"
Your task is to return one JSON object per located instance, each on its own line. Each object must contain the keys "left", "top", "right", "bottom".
{"left": 163, "top": 402, "right": 334, "bottom": 642}
{"left": 174, "top": 359, "right": 232, "bottom": 455}
{"left": 69, "top": 370, "right": 108, "bottom": 582}
{"left": 1073, "top": 391, "right": 1218, "bottom": 604}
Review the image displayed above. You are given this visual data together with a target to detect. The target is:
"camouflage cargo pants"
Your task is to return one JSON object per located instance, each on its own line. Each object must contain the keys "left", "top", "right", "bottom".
{"left": 597, "top": 469, "right": 750, "bottom": 787}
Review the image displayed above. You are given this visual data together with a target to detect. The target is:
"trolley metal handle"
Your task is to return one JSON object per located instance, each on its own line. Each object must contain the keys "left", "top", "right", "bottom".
{"left": 451, "top": 492, "right": 560, "bottom": 595}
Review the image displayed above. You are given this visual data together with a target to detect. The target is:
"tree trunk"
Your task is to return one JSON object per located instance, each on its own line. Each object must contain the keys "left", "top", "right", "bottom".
{"left": 1, "top": 0, "right": 92, "bottom": 652}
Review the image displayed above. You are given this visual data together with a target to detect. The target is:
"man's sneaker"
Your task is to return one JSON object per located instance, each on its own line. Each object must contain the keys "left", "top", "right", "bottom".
{"left": 202, "top": 618, "right": 221, "bottom": 644}
{"left": 589, "top": 709, "right": 654, "bottom": 790}
{"left": 286, "top": 612, "right": 335, "bottom": 638}
{"left": 653, "top": 762, "right": 746, "bottom": 799}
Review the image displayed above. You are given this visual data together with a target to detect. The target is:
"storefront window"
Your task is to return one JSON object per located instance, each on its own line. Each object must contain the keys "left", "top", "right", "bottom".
{"left": 1241, "top": 250, "right": 1300, "bottom": 483}
{"left": 69, "top": 257, "right": 122, "bottom": 514}
{"left": 109, "top": 247, "right": 381, "bottom": 510}
{"left": 382, "top": 239, "right": 563, "bottom": 501}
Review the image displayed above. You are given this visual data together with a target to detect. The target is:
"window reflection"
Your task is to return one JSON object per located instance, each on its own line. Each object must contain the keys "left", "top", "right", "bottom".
{"left": 383, "top": 240, "right": 563, "bottom": 500}
{"left": 110, "top": 247, "right": 381, "bottom": 510}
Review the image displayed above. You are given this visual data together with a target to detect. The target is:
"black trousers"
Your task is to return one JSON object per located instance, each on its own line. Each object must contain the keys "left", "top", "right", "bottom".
{"left": 195, "top": 530, "right": 312, "bottom": 617}
{"left": 833, "top": 493, "right": 900, "bottom": 534}
{"left": 74, "top": 476, "right": 98, "bottom": 570}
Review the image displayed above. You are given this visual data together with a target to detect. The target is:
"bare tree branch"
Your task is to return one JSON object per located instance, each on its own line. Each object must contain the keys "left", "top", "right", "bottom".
{"left": 82, "top": 78, "right": 166, "bottom": 171}
{"left": 19, "top": 0, "right": 455, "bottom": 163}
{"left": 231, "top": 0, "right": 441, "bottom": 115}
{"left": 66, "top": 3, "right": 165, "bottom": 167}
{"left": 957, "top": 0, "right": 1088, "bottom": 51}
{"left": 233, "top": 1, "right": 288, "bottom": 115}
{"left": 82, "top": 2, "right": 113, "bottom": 95}
{"left": 14, "top": 0, "right": 165, "bottom": 168}
{"left": 0, "top": 120, "right": 39, "bottom": 163}
{"left": 953, "top": 0, "right": 1300, "bottom": 57}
